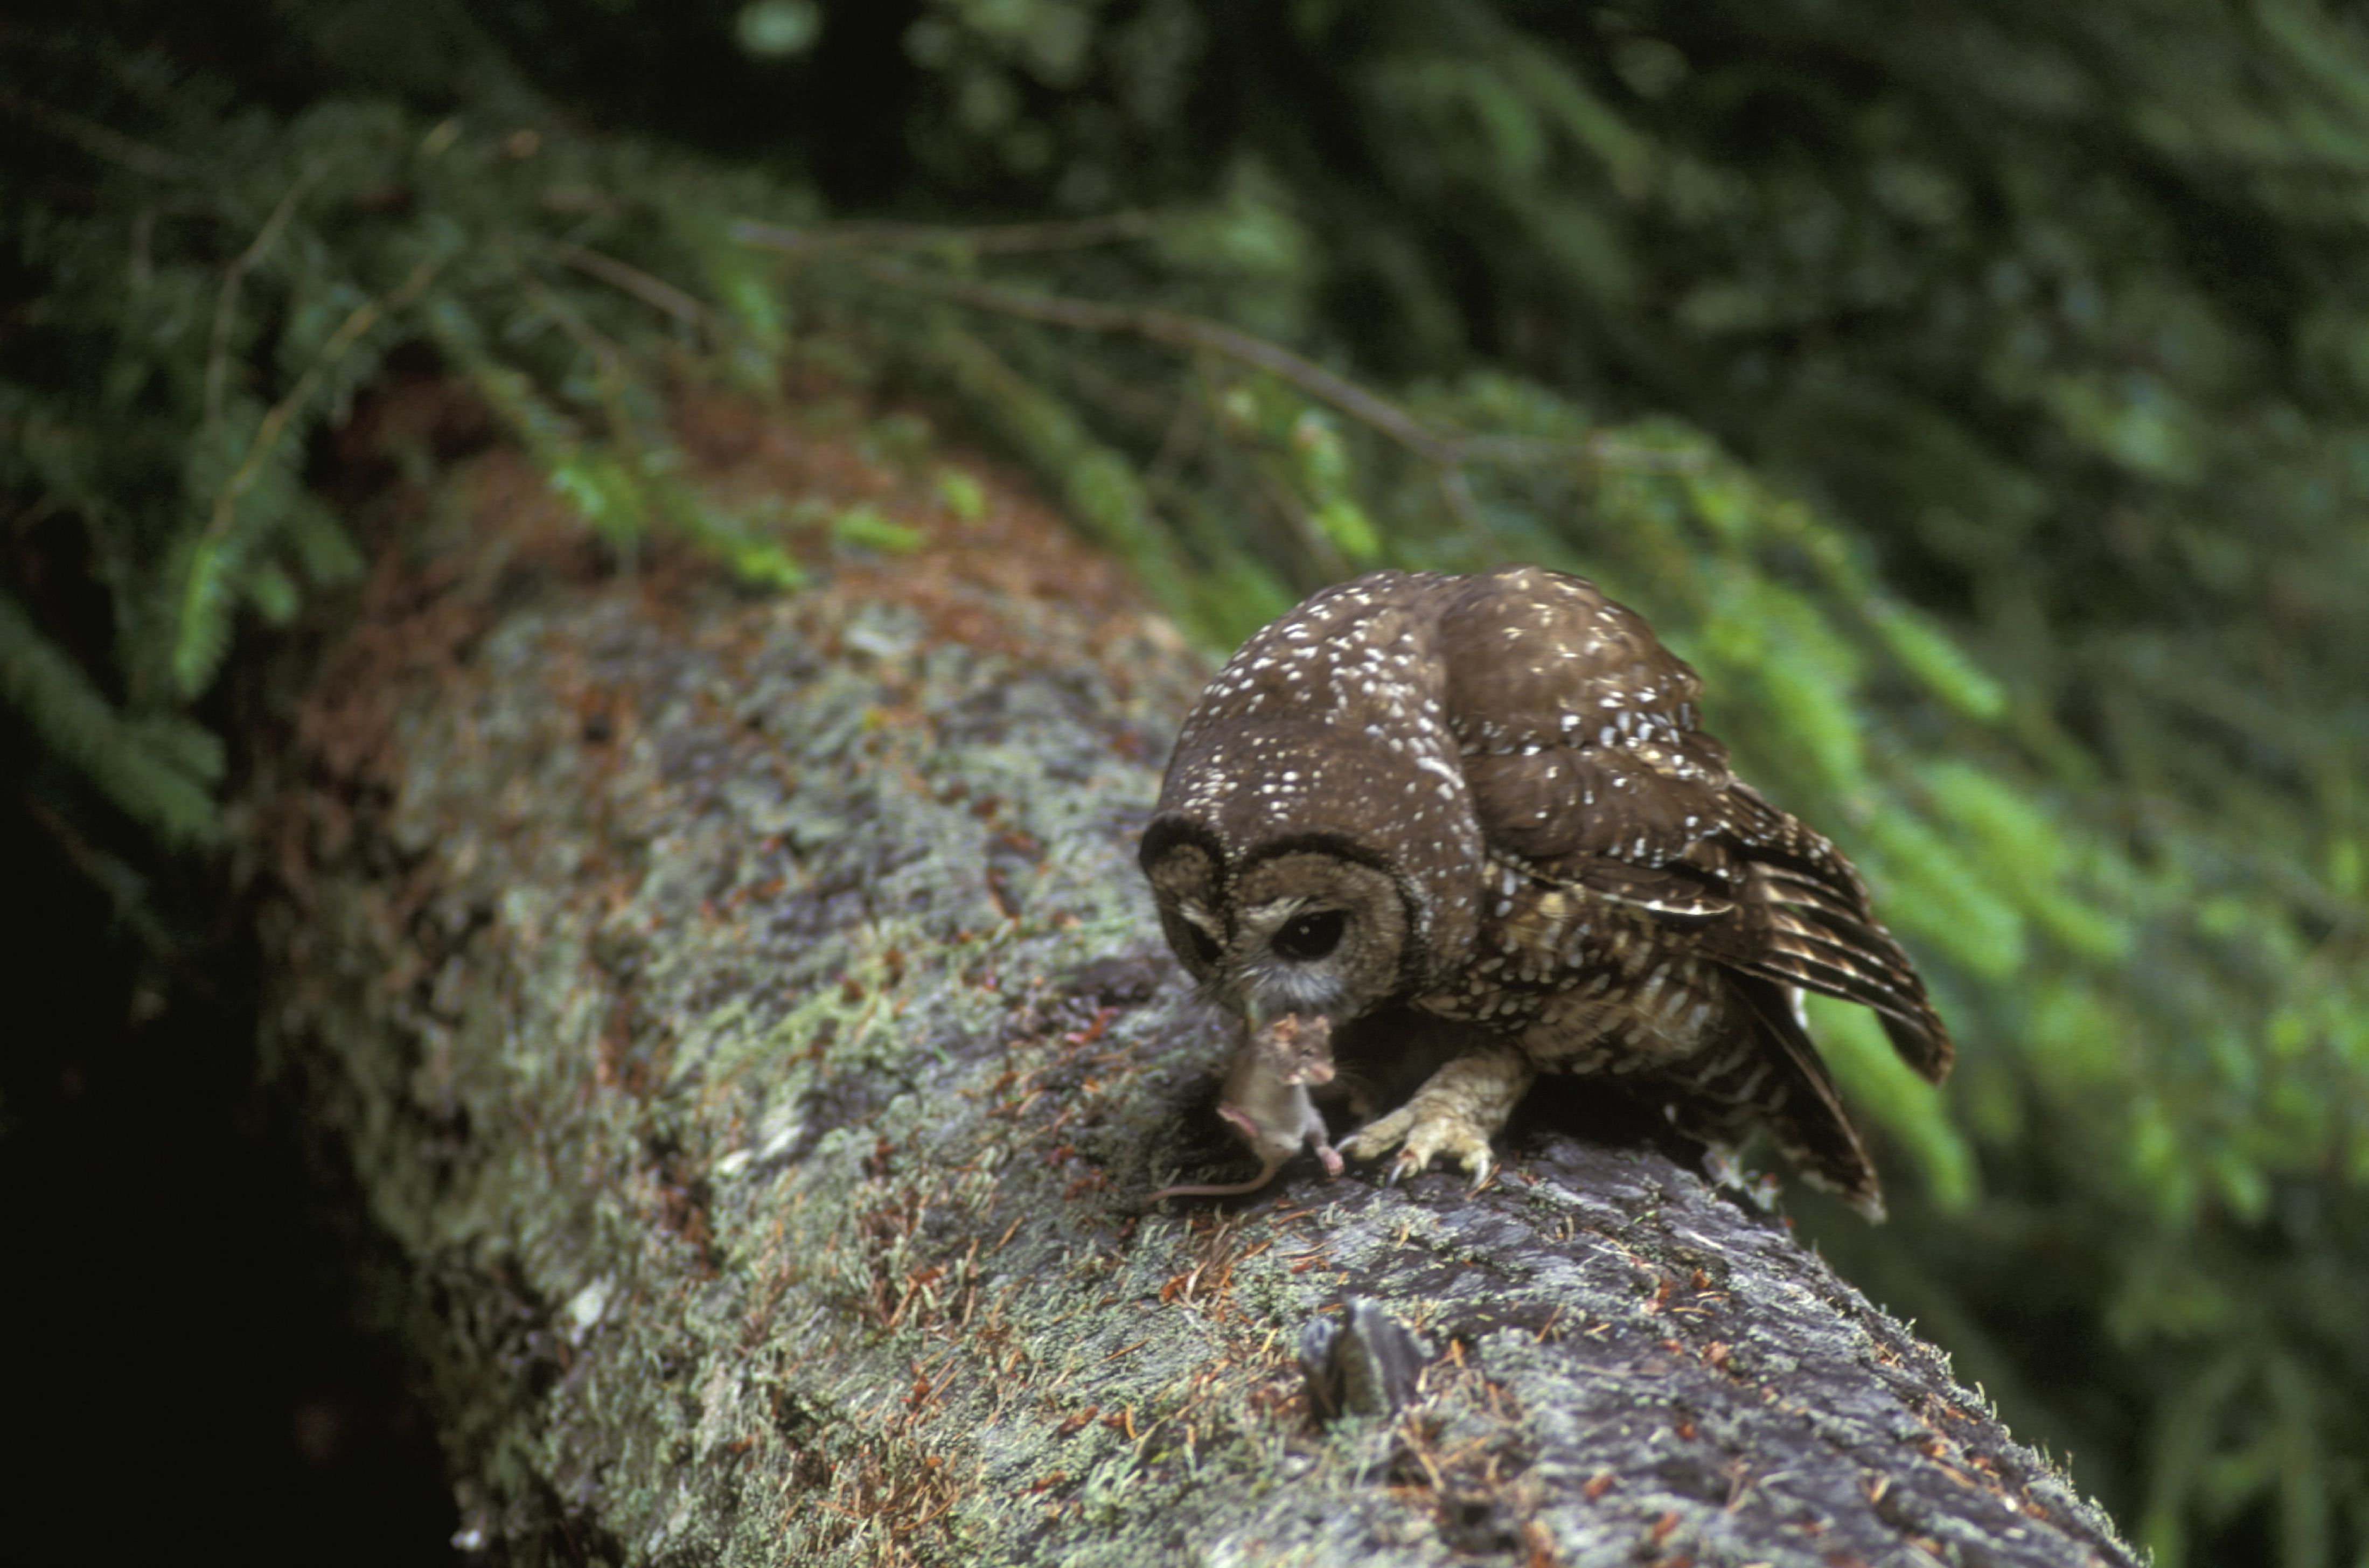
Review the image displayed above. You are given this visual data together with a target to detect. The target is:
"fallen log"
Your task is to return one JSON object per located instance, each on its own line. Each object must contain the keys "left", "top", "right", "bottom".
{"left": 258, "top": 389, "right": 2135, "bottom": 1566}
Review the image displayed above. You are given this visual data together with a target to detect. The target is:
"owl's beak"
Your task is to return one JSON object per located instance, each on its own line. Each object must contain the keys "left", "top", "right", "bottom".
{"left": 1241, "top": 989, "right": 1335, "bottom": 1026}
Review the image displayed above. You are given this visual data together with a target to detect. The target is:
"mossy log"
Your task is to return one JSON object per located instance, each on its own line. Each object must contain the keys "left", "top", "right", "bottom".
{"left": 257, "top": 389, "right": 2137, "bottom": 1567}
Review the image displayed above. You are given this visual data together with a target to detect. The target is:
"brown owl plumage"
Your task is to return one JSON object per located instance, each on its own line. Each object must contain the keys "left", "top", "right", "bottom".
{"left": 1140, "top": 564, "right": 1951, "bottom": 1217}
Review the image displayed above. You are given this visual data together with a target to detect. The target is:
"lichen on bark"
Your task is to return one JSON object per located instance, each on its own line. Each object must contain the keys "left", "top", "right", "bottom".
{"left": 258, "top": 388, "right": 2137, "bottom": 1566}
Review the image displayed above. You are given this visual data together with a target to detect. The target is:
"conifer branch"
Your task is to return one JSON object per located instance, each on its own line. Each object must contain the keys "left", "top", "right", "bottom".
{"left": 539, "top": 239, "right": 712, "bottom": 332}
{"left": 749, "top": 244, "right": 1703, "bottom": 480}
{"left": 205, "top": 157, "right": 335, "bottom": 429}
{"left": 0, "top": 589, "right": 218, "bottom": 842}
{"left": 205, "top": 247, "right": 448, "bottom": 543}
{"left": 0, "top": 86, "right": 194, "bottom": 180}
{"left": 731, "top": 210, "right": 1162, "bottom": 257}
{"left": 176, "top": 248, "right": 448, "bottom": 696}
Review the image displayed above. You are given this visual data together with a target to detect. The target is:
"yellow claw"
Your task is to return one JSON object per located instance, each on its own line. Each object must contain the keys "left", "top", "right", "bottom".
{"left": 1346, "top": 1101, "right": 1497, "bottom": 1187}
{"left": 1342, "top": 1106, "right": 1416, "bottom": 1165}
{"left": 1343, "top": 1046, "right": 1530, "bottom": 1188}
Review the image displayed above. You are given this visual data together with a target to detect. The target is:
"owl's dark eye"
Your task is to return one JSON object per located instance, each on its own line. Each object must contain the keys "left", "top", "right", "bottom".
{"left": 1182, "top": 923, "right": 1224, "bottom": 966}
{"left": 1274, "top": 909, "right": 1346, "bottom": 961}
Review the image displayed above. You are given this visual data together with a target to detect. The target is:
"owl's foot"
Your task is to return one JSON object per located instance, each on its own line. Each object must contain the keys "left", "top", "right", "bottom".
{"left": 1348, "top": 1104, "right": 1496, "bottom": 1186}
{"left": 1342, "top": 1046, "right": 1535, "bottom": 1187}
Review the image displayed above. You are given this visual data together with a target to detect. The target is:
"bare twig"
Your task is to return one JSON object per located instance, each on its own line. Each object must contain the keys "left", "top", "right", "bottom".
{"left": 128, "top": 204, "right": 155, "bottom": 291}
{"left": 1142, "top": 380, "right": 1206, "bottom": 495}
{"left": 755, "top": 249, "right": 1701, "bottom": 478}
{"left": 0, "top": 86, "right": 196, "bottom": 181}
{"left": 519, "top": 279, "right": 642, "bottom": 452}
{"left": 730, "top": 211, "right": 1162, "bottom": 259}
{"left": 202, "top": 249, "right": 447, "bottom": 549}
{"left": 207, "top": 158, "right": 335, "bottom": 428}
{"left": 22, "top": 795, "right": 177, "bottom": 958}
{"left": 538, "top": 238, "right": 712, "bottom": 333}
{"left": 847, "top": 255, "right": 1462, "bottom": 462}
{"left": 1437, "top": 465, "right": 1492, "bottom": 549}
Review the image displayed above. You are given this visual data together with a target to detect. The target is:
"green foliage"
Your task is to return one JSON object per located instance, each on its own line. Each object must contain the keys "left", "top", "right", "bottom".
{"left": 0, "top": 590, "right": 221, "bottom": 844}
{"left": 825, "top": 6, "right": 2369, "bottom": 1555}
{"left": 8, "top": 4, "right": 2369, "bottom": 1563}
{"left": 1, "top": 66, "right": 825, "bottom": 842}
{"left": 830, "top": 505, "right": 924, "bottom": 554}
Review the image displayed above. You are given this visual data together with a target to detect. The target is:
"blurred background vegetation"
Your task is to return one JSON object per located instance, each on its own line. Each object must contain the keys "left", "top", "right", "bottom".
{"left": 4, "top": 2, "right": 2364, "bottom": 1563}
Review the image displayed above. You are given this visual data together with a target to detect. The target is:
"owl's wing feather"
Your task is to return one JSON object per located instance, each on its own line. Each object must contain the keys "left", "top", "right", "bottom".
{"left": 1460, "top": 748, "right": 1741, "bottom": 919}
{"left": 1716, "top": 788, "right": 1953, "bottom": 1082}
{"left": 1437, "top": 571, "right": 1741, "bottom": 916}
{"left": 1436, "top": 568, "right": 1951, "bottom": 1084}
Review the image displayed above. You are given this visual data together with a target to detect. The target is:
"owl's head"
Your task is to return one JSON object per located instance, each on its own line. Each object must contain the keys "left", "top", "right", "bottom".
{"left": 1139, "top": 820, "right": 1418, "bottom": 1029}
{"left": 1140, "top": 576, "right": 1486, "bottom": 1028}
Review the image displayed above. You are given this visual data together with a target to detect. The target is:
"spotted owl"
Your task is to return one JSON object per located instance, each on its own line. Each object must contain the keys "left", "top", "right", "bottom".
{"left": 1140, "top": 565, "right": 1952, "bottom": 1217}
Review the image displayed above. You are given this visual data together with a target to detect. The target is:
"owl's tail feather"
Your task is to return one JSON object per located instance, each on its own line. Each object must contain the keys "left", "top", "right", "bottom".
{"left": 1732, "top": 975, "right": 1887, "bottom": 1221}
{"left": 1877, "top": 1011, "right": 1952, "bottom": 1086}
{"left": 1746, "top": 860, "right": 1954, "bottom": 1083}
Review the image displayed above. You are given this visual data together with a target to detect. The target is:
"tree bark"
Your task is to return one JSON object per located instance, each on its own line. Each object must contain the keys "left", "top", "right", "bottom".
{"left": 259, "top": 392, "right": 2138, "bottom": 1567}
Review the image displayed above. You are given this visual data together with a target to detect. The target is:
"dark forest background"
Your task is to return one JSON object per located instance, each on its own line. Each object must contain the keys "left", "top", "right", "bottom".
{"left": 4, "top": 2, "right": 2365, "bottom": 1563}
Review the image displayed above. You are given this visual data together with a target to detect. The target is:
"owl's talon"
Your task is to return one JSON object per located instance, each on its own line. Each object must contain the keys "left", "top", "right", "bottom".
{"left": 1341, "top": 1046, "right": 1527, "bottom": 1185}
{"left": 1342, "top": 1106, "right": 1415, "bottom": 1166}
{"left": 1350, "top": 1106, "right": 1500, "bottom": 1185}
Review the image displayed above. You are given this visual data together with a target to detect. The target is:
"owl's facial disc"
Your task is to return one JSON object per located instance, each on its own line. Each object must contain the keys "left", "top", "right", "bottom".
{"left": 1226, "top": 852, "right": 1408, "bottom": 1027}
{"left": 1144, "top": 838, "right": 1228, "bottom": 981}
